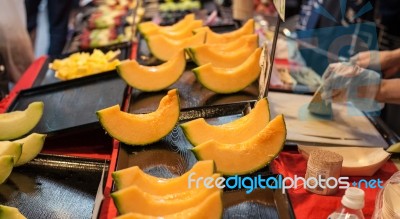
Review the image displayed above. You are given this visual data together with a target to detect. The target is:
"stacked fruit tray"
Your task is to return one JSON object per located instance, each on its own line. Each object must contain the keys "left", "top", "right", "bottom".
{"left": 95, "top": 13, "right": 295, "bottom": 218}
{"left": 64, "top": 0, "right": 145, "bottom": 53}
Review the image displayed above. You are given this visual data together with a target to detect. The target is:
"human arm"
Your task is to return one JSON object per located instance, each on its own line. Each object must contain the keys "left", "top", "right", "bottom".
{"left": 375, "top": 79, "right": 400, "bottom": 104}
{"left": 350, "top": 49, "right": 400, "bottom": 79}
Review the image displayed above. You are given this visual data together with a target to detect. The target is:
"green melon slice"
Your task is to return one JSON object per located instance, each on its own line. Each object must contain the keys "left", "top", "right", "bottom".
{"left": 14, "top": 133, "right": 46, "bottom": 167}
{"left": 387, "top": 142, "right": 400, "bottom": 153}
{"left": 0, "top": 141, "right": 22, "bottom": 164}
{"left": 0, "top": 205, "right": 26, "bottom": 219}
{"left": 0, "top": 102, "right": 44, "bottom": 140}
{"left": 0, "top": 156, "right": 14, "bottom": 184}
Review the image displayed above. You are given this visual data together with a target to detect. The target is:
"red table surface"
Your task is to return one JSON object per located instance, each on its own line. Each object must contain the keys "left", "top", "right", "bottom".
{"left": 271, "top": 151, "right": 398, "bottom": 219}
{"left": 1, "top": 50, "right": 398, "bottom": 219}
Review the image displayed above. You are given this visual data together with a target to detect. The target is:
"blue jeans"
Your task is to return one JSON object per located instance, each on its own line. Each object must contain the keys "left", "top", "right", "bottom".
{"left": 25, "top": 0, "right": 72, "bottom": 56}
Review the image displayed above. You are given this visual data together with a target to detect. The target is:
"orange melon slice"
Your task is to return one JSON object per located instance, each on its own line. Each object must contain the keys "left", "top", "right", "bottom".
{"left": 115, "top": 191, "right": 222, "bottom": 219}
{"left": 117, "top": 50, "right": 186, "bottom": 91}
{"left": 112, "top": 160, "right": 215, "bottom": 192}
{"left": 192, "top": 47, "right": 262, "bottom": 93}
{"left": 96, "top": 89, "right": 180, "bottom": 145}
{"left": 112, "top": 184, "right": 221, "bottom": 215}
{"left": 181, "top": 98, "right": 270, "bottom": 146}
{"left": 193, "top": 115, "right": 286, "bottom": 175}
{"left": 138, "top": 14, "right": 195, "bottom": 34}
{"left": 186, "top": 43, "right": 256, "bottom": 68}
{"left": 211, "top": 34, "right": 258, "bottom": 52}
{"left": 141, "top": 20, "right": 203, "bottom": 40}
{"left": 193, "top": 19, "right": 254, "bottom": 44}
{"left": 146, "top": 31, "right": 206, "bottom": 61}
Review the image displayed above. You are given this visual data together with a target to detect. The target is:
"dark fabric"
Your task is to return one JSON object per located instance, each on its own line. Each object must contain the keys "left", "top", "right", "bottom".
{"left": 378, "top": 0, "right": 400, "bottom": 36}
{"left": 25, "top": 0, "right": 41, "bottom": 32}
{"left": 0, "top": 74, "right": 9, "bottom": 100}
{"left": 47, "top": 0, "right": 72, "bottom": 56}
{"left": 24, "top": 0, "right": 72, "bottom": 56}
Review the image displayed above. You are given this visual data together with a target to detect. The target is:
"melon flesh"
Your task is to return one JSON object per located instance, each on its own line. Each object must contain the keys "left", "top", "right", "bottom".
{"left": 193, "top": 19, "right": 254, "bottom": 44}
{"left": 211, "top": 34, "right": 258, "bottom": 52}
{"left": 14, "top": 133, "right": 46, "bottom": 167}
{"left": 0, "top": 205, "right": 26, "bottom": 219}
{"left": 181, "top": 98, "right": 269, "bottom": 146}
{"left": 193, "top": 115, "right": 286, "bottom": 175}
{"left": 0, "top": 102, "right": 44, "bottom": 140}
{"left": 138, "top": 14, "right": 195, "bottom": 34}
{"left": 97, "top": 89, "right": 180, "bottom": 145}
{"left": 146, "top": 31, "right": 206, "bottom": 61}
{"left": 115, "top": 191, "right": 222, "bottom": 219}
{"left": 193, "top": 48, "right": 262, "bottom": 93}
{"left": 112, "top": 184, "right": 220, "bottom": 215}
{"left": 117, "top": 50, "right": 186, "bottom": 91}
{"left": 141, "top": 20, "right": 203, "bottom": 40}
{"left": 186, "top": 43, "right": 256, "bottom": 68}
{"left": 113, "top": 160, "right": 214, "bottom": 192}
{"left": 0, "top": 155, "right": 14, "bottom": 184}
{"left": 0, "top": 142, "right": 22, "bottom": 165}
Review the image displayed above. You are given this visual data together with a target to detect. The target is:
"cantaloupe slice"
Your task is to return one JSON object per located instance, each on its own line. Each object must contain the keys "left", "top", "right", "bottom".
{"left": 97, "top": 89, "right": 180, "bottom": 145}
{"left": 141, "top": 20, "right": 203, "bottom": 40}
{"left": 192, "top": 47, "right": 262, "bottom": 93}
{"left": 0, "top": 205, "right": 26, "bottom": 219}
{"left": 115, "top": 191, "right": 222, "bottom": 219}
{"left": 0, "top": 142, "right": 22, "bottom": 165}
{"left": 186, "top": 43, "right": 256, "bottom": 68}
{"left": 211, "top": 34, "right": 258, "bottom": 52}
{"left": 138, "top": 14, "right": 195, "bottom": 35}
{"left": 0, "top": 155, "right": 14, "bottom": 184}
{"left": 14, "top": 133, "right": 46, "bottom": 167}
{"left": 113, "top": 160, "right": 214, "bottom": 192}
{"left": 193, "top": 19, "right": 254, "bottom": 44}
{"left": 117, "top": 50, "right": 186, "bottom": 92}
{"left": 0, "top": 102, "right": 44, "bottom": 140}
{"left": 193, "top": 115, "right": 286, "bottom": 175}
{"left": 181, "top": 98, "right": 270, "bottom": 146}
{"left": 112, "top": 183, "right": 221, "bottom": 215}
{"left": 146, "top": 31, "right": 206, "bottom": 61}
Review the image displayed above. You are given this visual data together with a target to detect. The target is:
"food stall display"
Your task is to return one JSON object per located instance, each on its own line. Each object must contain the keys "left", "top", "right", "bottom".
{"left": 0, "top": 1, "right": 399, "bottom": 219}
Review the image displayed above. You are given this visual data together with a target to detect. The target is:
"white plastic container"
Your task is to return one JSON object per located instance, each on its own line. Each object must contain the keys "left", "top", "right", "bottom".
{"left": 327, "top": 187, "right": 365, "bottom": 219}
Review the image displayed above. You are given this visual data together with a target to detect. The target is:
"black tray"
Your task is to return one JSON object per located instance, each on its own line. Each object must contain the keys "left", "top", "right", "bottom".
{"left": 8, "top": 72, "right": 127, "bottom": 136}
{"left": 0, "top": 154, "right": 108, "bottom": 219}
{"left": 32, "top": 47, "right": 130, "bottom": 87}
{"left": 64, "top": 30, "right": 133, "bottom": 58}
{"left": 114, "top": 101, "right": 295, "bottom": 219}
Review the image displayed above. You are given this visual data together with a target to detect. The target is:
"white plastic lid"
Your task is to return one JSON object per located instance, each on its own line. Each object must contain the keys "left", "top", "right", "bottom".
{"left": 341, "top": 187, "right": 365, "bottom": 210}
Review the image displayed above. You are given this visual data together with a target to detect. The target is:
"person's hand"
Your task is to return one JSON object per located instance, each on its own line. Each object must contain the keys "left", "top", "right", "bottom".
{"left": 321, "top": 62, "right": 384, "bottom": 113}
{"left": 350, "top": 49, "right": 400, "bottom": 78}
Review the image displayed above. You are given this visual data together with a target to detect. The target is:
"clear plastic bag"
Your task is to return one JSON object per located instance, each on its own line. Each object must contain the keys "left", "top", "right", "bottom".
{"left": 372, "top": 171, "right": 400, "bottom": 219}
